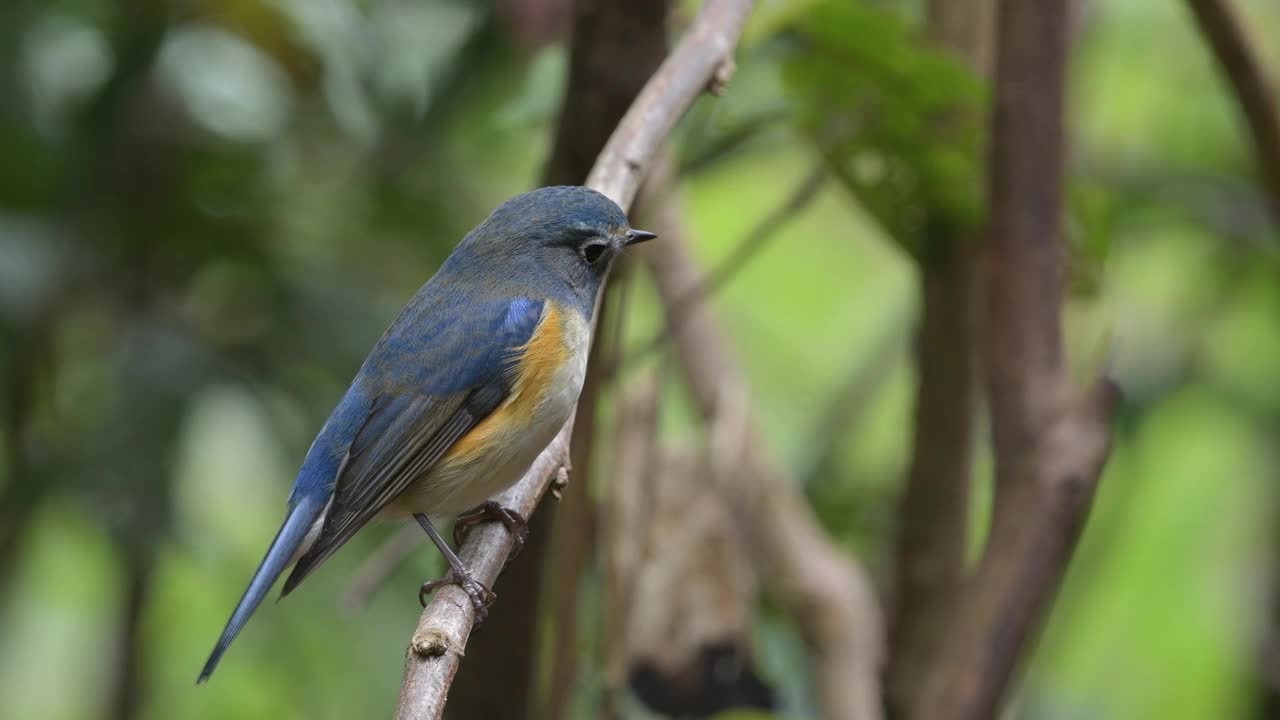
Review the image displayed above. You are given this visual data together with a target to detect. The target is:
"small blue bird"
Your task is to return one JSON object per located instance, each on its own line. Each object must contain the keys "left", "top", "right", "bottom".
{"left": 199, "top": 186, "right": 654, "bottom": 682}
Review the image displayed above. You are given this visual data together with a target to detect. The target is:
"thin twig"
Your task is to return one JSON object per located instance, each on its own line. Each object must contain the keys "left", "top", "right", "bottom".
{"left": 623, "top": 163, "right": 826, "bottom": 369}
{"left": 584, "top": 0, "right": 755, "bottom": 209}
{"left": 796, "top": 309, "right": 909, "bottom": 486}
{"left": 1186, "top": 0, "right": 1280, "bottom": 222}
{"left": 393, "top": 2, "right": 755, "bottom": 717}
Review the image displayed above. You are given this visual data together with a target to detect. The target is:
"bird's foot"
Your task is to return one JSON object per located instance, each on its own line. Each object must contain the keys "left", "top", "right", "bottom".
{"left": 418, "top": 569, "right": 497, "bottom": 621}
{"left": 453, "top": 501, "right": 529, "bottom": 563}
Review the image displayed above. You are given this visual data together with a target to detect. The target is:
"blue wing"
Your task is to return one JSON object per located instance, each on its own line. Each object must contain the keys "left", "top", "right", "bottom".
{"left": 279, "top": 294, "right": 545, "bottom": 594}
{"left": 199, "top": 293, "right": 545, "bottom": 682}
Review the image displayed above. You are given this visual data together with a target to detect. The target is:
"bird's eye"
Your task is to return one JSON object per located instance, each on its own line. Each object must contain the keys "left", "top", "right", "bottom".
{"left": 579, "top": 241, "right": 609, "bottom": 265}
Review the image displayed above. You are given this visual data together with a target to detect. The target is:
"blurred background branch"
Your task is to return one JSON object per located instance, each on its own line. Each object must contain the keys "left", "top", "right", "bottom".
{"left": 1185, "top": 0, "right": 1280, "bottom": 222}
{"left": 623, "top": 161, "right": 827, "bottom": 370}
{"left": 910, "top": 0, "right": 1117, "bottom": 716}
{"left": 883, "top": 0, "right": 990, "bottom": 713}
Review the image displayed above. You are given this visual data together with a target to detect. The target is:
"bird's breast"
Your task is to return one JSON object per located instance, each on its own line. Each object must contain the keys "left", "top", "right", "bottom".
{"left": 394, "top": 302, "right": 591, "bottom": 515}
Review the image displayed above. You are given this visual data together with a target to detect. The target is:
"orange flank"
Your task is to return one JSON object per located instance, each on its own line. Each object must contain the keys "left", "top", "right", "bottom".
{"left": 445, "top": 303, "right": 568, "bottom": 466}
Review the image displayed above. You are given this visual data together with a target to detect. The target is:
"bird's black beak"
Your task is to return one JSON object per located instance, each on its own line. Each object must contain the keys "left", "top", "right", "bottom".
{"left": 624, "top": 229, "right": 658, "bottom": 246}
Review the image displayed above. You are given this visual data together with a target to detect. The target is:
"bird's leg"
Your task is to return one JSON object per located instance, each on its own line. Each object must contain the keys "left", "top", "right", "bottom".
{"left": 452, "top": 500, "right": 529, "bottom": 563}
{"left": 414, "top": 513, "right": 496, "bottom": 620}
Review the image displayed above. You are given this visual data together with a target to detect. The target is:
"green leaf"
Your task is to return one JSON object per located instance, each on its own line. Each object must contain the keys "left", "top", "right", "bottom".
{"left": 780, "top": 1, "right": 987, "bottom": 262}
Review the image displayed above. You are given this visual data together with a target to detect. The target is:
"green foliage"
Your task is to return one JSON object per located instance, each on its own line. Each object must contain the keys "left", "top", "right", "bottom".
{"left": 1066, "top": 179, "right": 1119, "bottom": 297}
{"left": 2, "top": 1, "right": 1280, "bottom": 719}
{"left": 781, "top": 1, "right": 986, "bottom": 262}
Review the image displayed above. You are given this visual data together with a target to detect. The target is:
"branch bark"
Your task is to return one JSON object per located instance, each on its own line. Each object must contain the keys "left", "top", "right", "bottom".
{"left": 642, "top": 170, "right": 884, "bottom": 720}
{"left": 909, "top": 1, "right": 1117, "bottom": 717}
{"left": 885, "top": 0, "right": 991, "bottom": 714}
{"left": 393, "top": 2, "right": 755, "bottom": 717}
{"left": 1185, "top": 0, "right": 1280, "bottom": 222}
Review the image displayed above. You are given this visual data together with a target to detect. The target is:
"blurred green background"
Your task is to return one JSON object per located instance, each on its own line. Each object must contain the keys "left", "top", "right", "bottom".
{"left": 1, "top": 0, "right": 1278, "bottom": 718}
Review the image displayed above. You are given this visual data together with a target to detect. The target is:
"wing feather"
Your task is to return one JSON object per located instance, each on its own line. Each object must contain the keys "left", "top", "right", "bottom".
{"left": 279, "top": 298, "right": 543, "bottom": 596}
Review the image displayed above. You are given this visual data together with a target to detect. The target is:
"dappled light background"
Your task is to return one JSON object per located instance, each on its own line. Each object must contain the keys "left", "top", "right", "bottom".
{"left": 1, "top": 0, "right": 1278, "bottom": 719}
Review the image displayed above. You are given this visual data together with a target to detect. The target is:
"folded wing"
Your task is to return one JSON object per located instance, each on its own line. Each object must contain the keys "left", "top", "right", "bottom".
{"left": 280, "top": 296, "right": 545, "bottom": 595}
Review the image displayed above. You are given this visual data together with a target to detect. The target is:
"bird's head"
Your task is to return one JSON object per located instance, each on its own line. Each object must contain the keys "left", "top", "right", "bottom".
{"left": 453, "top": 186, "right": 656, "bottom": 303}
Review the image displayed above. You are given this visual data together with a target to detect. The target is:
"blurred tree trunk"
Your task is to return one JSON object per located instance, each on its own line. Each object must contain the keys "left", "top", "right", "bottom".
{"left": 542, "top": 1, "right": 671, "bottom": 188}
{"left": 907, "top": 0, "right": 1116, "bottom": 717}
{"left": 445, "top": 2, "right": 669, "bottom": 718}
{"left": 885, "top": 1, "right": 992, "bottom": 715}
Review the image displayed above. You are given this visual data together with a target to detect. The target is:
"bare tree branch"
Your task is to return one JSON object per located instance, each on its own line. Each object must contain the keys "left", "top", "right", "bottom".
{"left": 1185, "top": 0, "right": 1280, "bottom": 222}
{"left": 910, "top": 1, "right": 1118, "bottom": 717}
{"left": 584, "top": 1, "right": 752, "bottom": 209}
{"left": 393, "top": 2, "right": 755, "bottom": 717}
{"left": 641, "top": 171, "right": 884, "bottom": 720}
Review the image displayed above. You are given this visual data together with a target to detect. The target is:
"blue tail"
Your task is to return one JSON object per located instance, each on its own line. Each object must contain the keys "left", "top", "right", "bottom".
{"left": 197, "top": 493, "right": 324, "bottom": 683}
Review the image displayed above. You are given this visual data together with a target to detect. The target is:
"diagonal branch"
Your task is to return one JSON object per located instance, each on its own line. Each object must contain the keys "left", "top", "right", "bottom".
{"left": 1185, "top": 0, "right": 1280, "bottom": 222}
{"left": 392, "top": 2, "right": 755, "bottom": 717}
{"left": 584, "top": 1, "right": 751, "bottom": 210}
